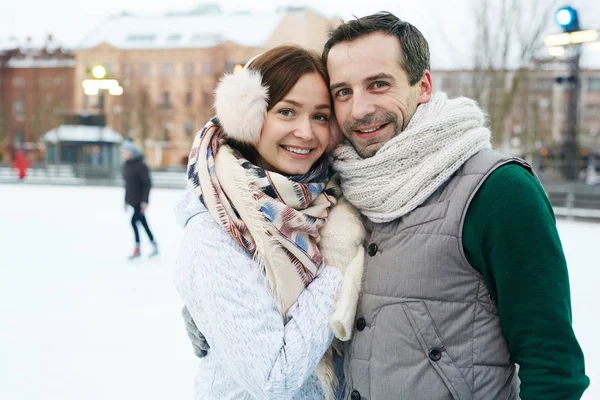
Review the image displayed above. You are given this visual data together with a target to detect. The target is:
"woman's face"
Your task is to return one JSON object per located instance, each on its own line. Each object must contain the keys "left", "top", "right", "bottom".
{"left": 255, "top": 72, "right": 331, "bottom": 175}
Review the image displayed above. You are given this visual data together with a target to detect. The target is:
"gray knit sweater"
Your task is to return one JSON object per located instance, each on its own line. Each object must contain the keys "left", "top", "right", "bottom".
{"left": 173, "top": 190, "right": 343, "bottom": 399}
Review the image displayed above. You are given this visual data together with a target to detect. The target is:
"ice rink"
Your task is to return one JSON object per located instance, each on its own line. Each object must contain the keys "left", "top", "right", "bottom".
{"left": 1, "top": 184, "right": 598, "bottom": 399}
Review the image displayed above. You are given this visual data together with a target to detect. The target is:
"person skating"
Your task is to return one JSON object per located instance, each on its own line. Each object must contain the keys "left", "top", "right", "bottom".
{"left": 121, "top": 140, "right": 158, "bottom": 259}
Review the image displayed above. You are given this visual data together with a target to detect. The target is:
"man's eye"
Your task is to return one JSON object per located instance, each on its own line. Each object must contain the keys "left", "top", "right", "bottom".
{"left": 337, "top": 88, "right": 351, "bottom": 97}
{"left": 373, "top": 81, "right": 389, "bottom": 89}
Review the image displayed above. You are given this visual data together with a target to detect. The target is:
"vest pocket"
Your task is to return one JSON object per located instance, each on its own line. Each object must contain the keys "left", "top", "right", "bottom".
{"left": 403, "top": 301, "right": 473, "bottom": 400}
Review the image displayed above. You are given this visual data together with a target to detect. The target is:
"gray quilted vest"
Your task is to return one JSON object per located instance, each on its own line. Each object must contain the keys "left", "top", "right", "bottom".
{"left": 344, "top": 150, "right": 534, "bottom": 400}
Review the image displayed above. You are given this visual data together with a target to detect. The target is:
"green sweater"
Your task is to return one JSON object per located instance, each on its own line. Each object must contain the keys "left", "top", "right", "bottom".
{"left": 463, "top": 164, "right": 590, "bottom": 399}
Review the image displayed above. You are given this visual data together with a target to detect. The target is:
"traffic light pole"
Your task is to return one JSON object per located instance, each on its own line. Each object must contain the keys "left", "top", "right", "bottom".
{"left": 545, "top": 5, "right": 597, "bottom": 182}
{"left": 563, "top": 44, "right": 582, "bottom": 181}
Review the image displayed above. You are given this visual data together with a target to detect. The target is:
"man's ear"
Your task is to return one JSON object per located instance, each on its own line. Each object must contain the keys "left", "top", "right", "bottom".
{"left": 417, "top": 70, "right": 432, "bottom": 104}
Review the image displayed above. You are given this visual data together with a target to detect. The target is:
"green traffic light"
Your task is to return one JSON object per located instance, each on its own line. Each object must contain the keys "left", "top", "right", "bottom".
{"left": 555, "top": 6, "right": 580, "bottom": 33}
{"left": 556, "top": 8, "right": 573, "bottom": 26}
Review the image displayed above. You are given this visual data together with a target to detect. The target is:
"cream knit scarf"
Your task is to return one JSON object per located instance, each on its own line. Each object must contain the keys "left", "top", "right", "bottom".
{"left": 333, "top": 92, "right": 492, "bottom": 223}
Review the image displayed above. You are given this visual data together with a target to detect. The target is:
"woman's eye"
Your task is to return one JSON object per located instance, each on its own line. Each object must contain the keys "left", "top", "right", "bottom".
{"left": 279, "top": 109, "right": 294, "bottom": 117}
{"left": 314, "top": 114, "right": 329, "bottom": 122}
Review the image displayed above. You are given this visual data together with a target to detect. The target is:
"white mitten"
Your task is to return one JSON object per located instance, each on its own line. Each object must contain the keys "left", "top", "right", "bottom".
{"left": 319, "top": 197, "right": 367, "bottom": 341}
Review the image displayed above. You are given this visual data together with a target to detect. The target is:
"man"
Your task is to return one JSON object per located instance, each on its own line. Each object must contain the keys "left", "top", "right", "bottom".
{"left": 322, "top": 12, "right": 588, "bottom": 399}
{"left": 184, "top": 12, "right": 589, "bottom": 399}
{"left": 121, "top": 140, "right": 158, "bottom": 259}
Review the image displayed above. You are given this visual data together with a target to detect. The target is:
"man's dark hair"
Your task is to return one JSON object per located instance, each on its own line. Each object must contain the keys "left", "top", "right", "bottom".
{"left": 322, "top": 12, "right": 430, "bottom": 86}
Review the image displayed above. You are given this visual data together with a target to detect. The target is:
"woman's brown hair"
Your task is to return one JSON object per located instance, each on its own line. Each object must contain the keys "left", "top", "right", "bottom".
{"left": 247, "top": 45, "right": 329, "bottom": 111}
{"left": 229, "top": 45, "right": 338, "bottom": 160}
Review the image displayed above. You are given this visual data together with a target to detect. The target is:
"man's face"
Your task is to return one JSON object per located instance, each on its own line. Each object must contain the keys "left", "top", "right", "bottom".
{"left": 327, "top": 32, "right": 432, "bottom": 158}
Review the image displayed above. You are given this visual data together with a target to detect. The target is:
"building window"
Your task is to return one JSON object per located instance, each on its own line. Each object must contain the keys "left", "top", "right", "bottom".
{"left": 185, "top": 92, "right": 192, "bottom": 106}
{"left": 162, "top": 63, "right": 175, "bottom": 77}
{"left": 13, "top": 99, "right": 24, "bottom": 115}
{"left": 584, "top": 105, "right": 600, "bottom": 118}
{"left": 183, "top": 63, "right": 195, "bottom": 77}
{"left": 140, "top": 63, "right": 152, "bottom": 77}
{"left": 127, "top": 35, "right": 156, "bottom": 43}
{"left": 167, "top": 34, "right": 182, "bottom": 43}
{"left": 203, "top": 91, "right": 212, "bottom": 106}
{"left": 532, "top": 78, "right": 554, "bottom": 92}
{"left": 12, "top": 77, "right": 26, "bottom": 88}
{"left": 163, "top": 122, "right": 170, "bottom": 141}
{"left": 123, "top": 63, "right": 133, "bottom": 78}
{"left": 38, "top": 77, "right": 51, "bottom": 88}
{"left": 201, "top": 61, "right": 215, "bottom": 76}
{"left": 14, "top": 131, "right": 25, "bottom": 146}
{"left": 191, "top": 34, "right": 221, "bottom": 46}
{"left": 588, "top": 78, "right": 600, "bottom": 92}
{"left": 185, "top": 120, "right": 194, "bottom": 137}
{"left": 163, "top": 92, "right": 171, "bottom": 109}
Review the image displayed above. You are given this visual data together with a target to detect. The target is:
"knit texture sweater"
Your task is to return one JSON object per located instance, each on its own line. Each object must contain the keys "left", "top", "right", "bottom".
{"left": 463, "top": 163, "right": 589, "bottom": 399}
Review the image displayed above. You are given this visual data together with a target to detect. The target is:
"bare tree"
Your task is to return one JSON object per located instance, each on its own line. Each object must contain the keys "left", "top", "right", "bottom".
{"left": 471, "top": 0, "right": 558, "bottom": 148}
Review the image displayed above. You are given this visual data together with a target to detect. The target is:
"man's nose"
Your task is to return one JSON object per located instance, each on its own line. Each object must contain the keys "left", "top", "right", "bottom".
{"left": 350, "top": 92, "right": 377, "bottom": 121}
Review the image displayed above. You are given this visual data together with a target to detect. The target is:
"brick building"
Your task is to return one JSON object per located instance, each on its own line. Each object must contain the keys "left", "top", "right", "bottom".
{"left": 74, "top": 6, "right": 339, "bottom": 167}
{"left": 0, "top": 36, "right": 75, "bottom": 163}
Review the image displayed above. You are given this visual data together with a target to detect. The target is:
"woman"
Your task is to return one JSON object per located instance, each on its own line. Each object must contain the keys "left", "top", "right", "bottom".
{"left": 174, "top": 45, "right": 366, "bottom": 400}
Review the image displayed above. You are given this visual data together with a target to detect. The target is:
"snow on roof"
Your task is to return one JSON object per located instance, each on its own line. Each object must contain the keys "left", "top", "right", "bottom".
{"left": 0, "top": 37, "right": 20, "bottom": 52}
{"left": 77, "top": 12, "right": 284, "bottom": 50}
{"left": 0, "top": 36, "right": 68, "bottom": 52}
{"left": 43, "top": 125, "right": 123, "bottom": 144}
{"left": 6, "top": 58, "right": 76, "bottom": 68}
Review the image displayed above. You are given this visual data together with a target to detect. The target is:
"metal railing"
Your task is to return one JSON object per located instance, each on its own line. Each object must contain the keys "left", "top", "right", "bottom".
{"left": 2, "top": 163, "right": 600, "bottom": 218}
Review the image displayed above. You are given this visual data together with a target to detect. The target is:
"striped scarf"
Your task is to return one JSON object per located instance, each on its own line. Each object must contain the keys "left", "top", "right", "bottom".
{"left": 187, "top": 118, "right": 342, "bottom": 313}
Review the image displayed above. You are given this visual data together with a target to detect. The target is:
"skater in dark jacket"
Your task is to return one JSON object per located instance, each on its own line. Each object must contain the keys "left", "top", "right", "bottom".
{"left": 121, "top": 140, "right": 158, "bottom": 259}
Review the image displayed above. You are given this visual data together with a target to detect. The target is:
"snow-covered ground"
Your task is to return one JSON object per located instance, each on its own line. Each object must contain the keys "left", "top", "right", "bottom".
{"left": 1, "top": 184, "right": 598, "bottom": 400}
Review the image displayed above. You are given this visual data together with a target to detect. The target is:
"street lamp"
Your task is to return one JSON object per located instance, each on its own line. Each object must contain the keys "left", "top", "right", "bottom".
{"left": 82, "top": 65, "right": 123, "bottom": 97}
{"left": 82, "top": 65, "right": 123, "bottom": 111}
{"left": 92, "top": 65, "right": 107, "bottom": 80}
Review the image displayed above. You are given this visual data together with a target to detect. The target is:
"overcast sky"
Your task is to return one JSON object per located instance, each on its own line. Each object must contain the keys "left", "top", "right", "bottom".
{"left": 1, "top": 0, "right": 598, "bottom": 68}
{"left": 0, "top": 0, "right": 448, "bottom": 44}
